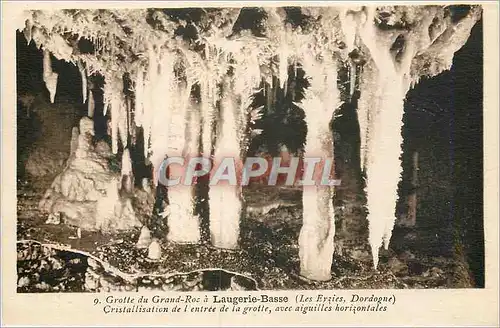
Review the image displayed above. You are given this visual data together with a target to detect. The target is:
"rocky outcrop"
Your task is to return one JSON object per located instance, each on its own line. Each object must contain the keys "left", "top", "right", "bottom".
{"left": 39, "top": 117, "right": 140, "bottom": 232}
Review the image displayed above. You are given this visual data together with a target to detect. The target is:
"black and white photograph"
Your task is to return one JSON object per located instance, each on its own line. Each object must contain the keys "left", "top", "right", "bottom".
{"left": 6, "top": 1, "right": 491, "bottom": 300}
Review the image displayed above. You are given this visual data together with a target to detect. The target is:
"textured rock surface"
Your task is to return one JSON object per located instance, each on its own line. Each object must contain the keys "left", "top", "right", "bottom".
{"left": 39, "top": 117, "right": 140, "bottom": 232}
{"left": 20, "top": 95, "right": 79, "bottom": 178}
{"left": 24, "top": 147, "right": 68, "bottom": 177}
{"left": 17, "top": 240, "right": 259, "bottom": 293}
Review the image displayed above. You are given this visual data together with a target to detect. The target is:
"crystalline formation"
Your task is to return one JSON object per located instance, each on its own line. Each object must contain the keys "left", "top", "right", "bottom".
{"left": 18, "top": 6, "right": 482, "bottom": 278}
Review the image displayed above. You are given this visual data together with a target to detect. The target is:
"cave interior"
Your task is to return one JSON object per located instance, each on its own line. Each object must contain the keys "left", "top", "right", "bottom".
{"left": 15, "top": 6, "right": 484, "bottom": 290}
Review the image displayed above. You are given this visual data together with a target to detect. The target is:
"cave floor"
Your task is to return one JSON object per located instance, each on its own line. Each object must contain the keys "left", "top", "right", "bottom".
{"left": 16, "top": 178, "right": 474, "bottom": 292}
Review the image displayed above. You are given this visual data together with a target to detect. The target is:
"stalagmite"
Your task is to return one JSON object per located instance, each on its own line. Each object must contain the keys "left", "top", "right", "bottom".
{"left": 209, "top": 81, "right": 242, "bottom": 249}
{"left": 136, "top": 225, "right": 152, "bottom": 249}
{"left": 121, "top": 148, "right": 132, "bottom": 177}
{"left": 340, "top": 8, "right": 358, "bottom": 100}
{"left": 340, "top": 8, "right": 368, "bottom": 169}
{"left": 200, "top": 79, "right": 216, "bottom": 157}
{"left": 164, "top": 94, "right": 202, "bottom": 244}
{"left": 148, "top": 50, "right": 201, "bottom": 244}
{"left": 208, "top": 47, "right": 261, "bottom": 249}
{"left": 87, "top": 90, "right": 94, "bottom": 118}
{"left": 141, "top": 59, "right": 154, "bottom": 159}
{"left": 121, "top": 148, "right": 133, "bottom": 193}
{"left": 297, "top": 55, "right": 339, "bottom": 281}
{"left": 42, "top": 50, "right": 58, "bottom": 103}
{"left": 69, "top": 127, "right": 79, "bottom": 156}
{"left": 200, "top": 45, "right": 219, "bottom": 157}
{"left": 339, "top": 8, "right": 357, "bottom": 54}
{"left": 102, "top": 78, "right": 117, "bottom": 153}
{"left": 147, "top": 238, "right": 162, "bottom": 260}
{"left": 103, "top": 74, "right": 129, "bottom": 154}
{"left": 166, "top": 184, "right": 200, "bottom": 244}
{"left": 346, "top": 5, "right": 481, "bottom": 269}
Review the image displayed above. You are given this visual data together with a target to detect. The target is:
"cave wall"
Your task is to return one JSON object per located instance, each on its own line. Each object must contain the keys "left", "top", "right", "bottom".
{"left": 17, "top": 31, "right": 84, "bottom": 180}
{"left": 395, "top": 20, "right": 484, "bottom": 287}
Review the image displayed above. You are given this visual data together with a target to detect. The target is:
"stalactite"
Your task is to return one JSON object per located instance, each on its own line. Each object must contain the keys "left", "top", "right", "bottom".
{"left": 102, "top": 75, "right": 126, "bottom": 154}
{"left": 297, "top": 54, "right": 339, "bottom": 281}
{"left": 134, "top": 69, "right": 145, "bottom": 128}
{"left": 210, "top": 51, "right": 261, "bottom": 247}
{"left": 278, "top": 46, "right": 289, "bottom": 90}
{"left": 42, "top": 50, "right": 58, "bottom": 104}
{"left": 131, "top": 48, "right": 200, "bottom": 243}
{"left": 118, "top": 93, "right": 128, "bottom": 150}
{"left": 265, "top": 7, "right": 288, "bottom": 92}
{"left": 200, "top": 44, "right": 219, "bottom": 157}
{"left": 356, "top": 65, "right": 377, "bottom": 171}
{"left": 149, "top": 49, "right": 174, "bottom": 185}
{"left": 356, "top": 7, "right": 414, "bottom": 269}
{"left": 207, "top": 37, "right": 281, "bottom": 248}
{"left": 142, "top": 48, "right": 161, "bottom": 165}
{"left": 110, "top": 91, "right": 120, "bottom": 154}
{"left": 77, "top": 61, "right": 87, "bottom": 104}
{"left": 136, "top": 226, "right": 152, "bottom": 249}
{"left": 233, "top": 49, "right": 261, "bottom": 144}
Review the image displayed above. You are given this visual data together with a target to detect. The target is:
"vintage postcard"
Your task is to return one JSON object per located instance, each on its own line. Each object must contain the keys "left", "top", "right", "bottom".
{"left": 1, "top": 1, "right": 498, "bottom": 326}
